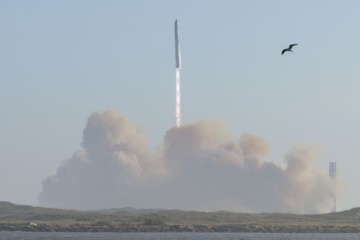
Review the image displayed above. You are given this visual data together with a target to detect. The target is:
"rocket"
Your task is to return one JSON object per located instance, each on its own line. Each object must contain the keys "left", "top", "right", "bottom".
{"left": 175, "top": 20, "right": 181, "bottom": 69}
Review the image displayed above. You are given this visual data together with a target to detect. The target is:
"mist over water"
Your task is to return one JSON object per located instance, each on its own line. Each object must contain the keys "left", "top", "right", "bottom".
{"left": 39, "top": 110, "right": 339, "bottom": 213}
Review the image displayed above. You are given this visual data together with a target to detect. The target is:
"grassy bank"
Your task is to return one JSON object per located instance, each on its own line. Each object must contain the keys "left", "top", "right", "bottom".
{"left": 1, "top": 201, "right": 360, "bottom": 233}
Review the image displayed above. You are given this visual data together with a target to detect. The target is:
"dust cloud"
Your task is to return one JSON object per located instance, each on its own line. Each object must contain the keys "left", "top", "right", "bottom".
{"left": 39, "top": 110, "right": 338, "bottom": 213}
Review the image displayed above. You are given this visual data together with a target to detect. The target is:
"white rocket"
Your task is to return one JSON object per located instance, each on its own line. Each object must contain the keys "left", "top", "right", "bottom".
{"left": 175, "top": 20, "right": 181, "bottom": 69}
{"left": 174, "top": 20, "right": 181, "bottom": 127}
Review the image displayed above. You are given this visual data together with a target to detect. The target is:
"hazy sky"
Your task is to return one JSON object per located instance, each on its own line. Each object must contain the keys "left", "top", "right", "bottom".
{"left": 1, "top": 1, "right": 360, "bottom": 211}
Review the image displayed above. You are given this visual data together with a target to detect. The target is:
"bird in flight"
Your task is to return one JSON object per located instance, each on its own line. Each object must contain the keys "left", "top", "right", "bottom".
{"left": 282, "top": 44, "right": 298, "bottom": 55}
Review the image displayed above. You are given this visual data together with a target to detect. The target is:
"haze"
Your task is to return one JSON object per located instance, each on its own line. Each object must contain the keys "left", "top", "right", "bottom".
{"left": 1, "top": 1, "right": 359, "bottom": 213}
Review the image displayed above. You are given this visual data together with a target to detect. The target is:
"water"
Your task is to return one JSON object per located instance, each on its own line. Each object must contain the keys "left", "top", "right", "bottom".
{"left": 0, "top": 232, "right": 359, "bottom": 240}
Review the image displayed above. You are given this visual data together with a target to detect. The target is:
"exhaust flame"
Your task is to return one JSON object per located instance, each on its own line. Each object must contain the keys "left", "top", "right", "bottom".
{"left": 175, "top": 68, "right": 181, "bottom": 127}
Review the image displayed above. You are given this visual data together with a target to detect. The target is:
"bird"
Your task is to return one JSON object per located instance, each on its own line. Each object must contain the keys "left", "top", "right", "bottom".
{"left": 282, "top": 44, "right": 298, "bottom": 55}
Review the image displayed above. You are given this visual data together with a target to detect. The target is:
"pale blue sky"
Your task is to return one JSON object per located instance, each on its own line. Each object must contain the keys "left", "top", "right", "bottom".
{"left": 1, "top": 1, "right": 360, "bottom": 211}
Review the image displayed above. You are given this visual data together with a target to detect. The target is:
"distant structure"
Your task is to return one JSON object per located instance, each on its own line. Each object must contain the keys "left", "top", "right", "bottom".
{"left": 329, "top": 162, "right": 337, "bottom": 212}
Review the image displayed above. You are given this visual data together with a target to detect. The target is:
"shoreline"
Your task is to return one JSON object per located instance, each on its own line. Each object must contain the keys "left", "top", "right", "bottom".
{"left": 1, "top": 202, "right": 360, "bottom": 233}
{"left": 1, "top": 223, "right": 360, "bottom": 233}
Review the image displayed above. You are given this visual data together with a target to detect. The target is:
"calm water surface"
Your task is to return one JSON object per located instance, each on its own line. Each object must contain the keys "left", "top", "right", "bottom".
{"left": 0, "top": 232, "right": 359, "bottom": 240}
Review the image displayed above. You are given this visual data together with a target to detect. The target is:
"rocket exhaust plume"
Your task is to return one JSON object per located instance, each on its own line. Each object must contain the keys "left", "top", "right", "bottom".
{"left": 39, "top": 110, "right": 344, "bottom": 213}
{"left": 175, "top": 69, "right": 181, "bottom": 127}
{"left": 175, "top": 20, "right": 181, "bottom": 127}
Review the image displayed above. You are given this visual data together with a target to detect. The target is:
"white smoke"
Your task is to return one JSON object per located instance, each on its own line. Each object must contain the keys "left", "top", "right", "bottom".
{"left": 175, "top": 68, "right": 181, "bottom": 127}
{"left": 39, "top": 110, "right": 340, "bottom": 213}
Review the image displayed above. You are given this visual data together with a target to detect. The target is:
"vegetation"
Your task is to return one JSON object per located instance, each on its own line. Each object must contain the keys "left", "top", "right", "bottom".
{"left": 1, "top": 201, "right": 360, "bottom": 232}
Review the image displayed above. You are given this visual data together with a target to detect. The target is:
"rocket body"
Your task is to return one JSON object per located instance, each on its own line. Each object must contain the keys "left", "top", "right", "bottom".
{"left": 175, "top": 20, "right": 181, "bottom": 127}
{"left": 175, "top": 20, "right": 181, "bottom": 69}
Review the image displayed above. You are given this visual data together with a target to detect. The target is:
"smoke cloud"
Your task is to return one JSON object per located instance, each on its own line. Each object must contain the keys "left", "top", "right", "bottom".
{"left": 39, "top": 110, "right": 339, "bottom": 213}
